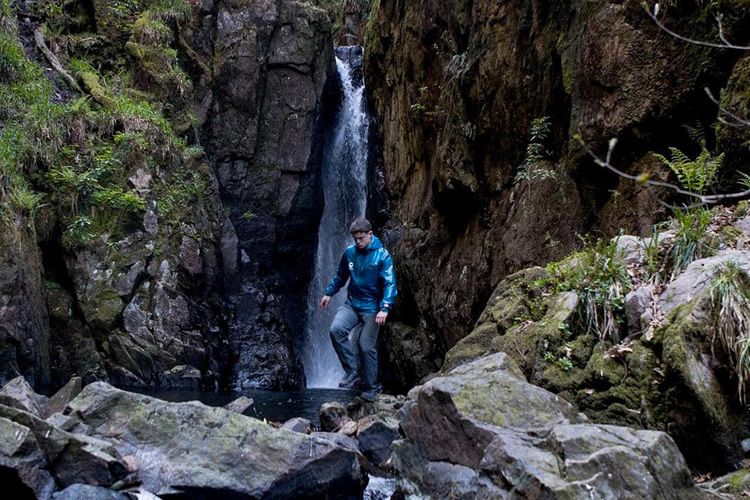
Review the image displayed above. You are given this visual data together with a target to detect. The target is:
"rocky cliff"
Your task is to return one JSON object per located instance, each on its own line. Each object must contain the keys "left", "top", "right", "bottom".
{"left": 364, "top": 0, "right": 749, "bottom": 390}
{"left": 0, "top": 0, "right": 336, "bottom": 390}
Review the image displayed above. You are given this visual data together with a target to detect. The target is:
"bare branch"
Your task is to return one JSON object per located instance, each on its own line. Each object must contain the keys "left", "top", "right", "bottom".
{"left": 33, "top": 27, "right": 83, "bottom": 94}
{"left": 576, "top": 136, "right": 750, "bottom": 205}
{"left": 645, "top": 3, "right": 750, "bottom": 51}
{"left": 705, "top": 88, "right": 750, "bottom": 127}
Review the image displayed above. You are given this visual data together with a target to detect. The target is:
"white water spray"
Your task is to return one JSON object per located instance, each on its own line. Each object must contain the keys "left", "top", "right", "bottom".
{"left": 302, "top": 47, "right": 369, "bottom": 388}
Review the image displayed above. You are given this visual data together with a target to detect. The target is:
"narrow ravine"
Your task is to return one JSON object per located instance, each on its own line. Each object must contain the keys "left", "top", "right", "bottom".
{"left": 303, "top": 46, "right": 370, "bottom": 388}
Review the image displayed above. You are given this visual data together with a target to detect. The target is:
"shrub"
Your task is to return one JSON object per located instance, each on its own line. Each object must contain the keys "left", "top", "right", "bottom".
{"left": 669, "top": 207, "right": 712, "bottom": 277}
{"left": 709, "top": 261, "right": 750, "bottom": 403}
{"left": 547, "top": 236, "right": 631, "bottom": 341}
{"left": 514, "top": 116, "right": 555, "bottom": 183}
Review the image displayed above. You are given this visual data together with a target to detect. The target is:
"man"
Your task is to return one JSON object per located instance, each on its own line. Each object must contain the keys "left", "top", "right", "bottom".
{"left": 320, "top": 218, "right": 397, "bottom": 402}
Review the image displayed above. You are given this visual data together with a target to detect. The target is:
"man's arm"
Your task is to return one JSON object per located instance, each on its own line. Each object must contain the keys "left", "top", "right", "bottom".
{"left": 376, "top": 252, "right": 397, "bottom": 325}
{"left": 321, "top": 253, "right": 350, "bottom": 308}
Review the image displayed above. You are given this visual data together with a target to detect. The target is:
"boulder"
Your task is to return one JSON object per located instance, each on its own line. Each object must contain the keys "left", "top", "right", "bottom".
{"left": 614, "top": 235, "right": 646, "bottom": 266}
{"left": 0, "top": 377, "right": 48, "bottom": 417}
{"left": 0, "top": 404, "right": 127, "bottom": 489}
{"left": 0, "top": 415, "right": 56, "bottom": 500}
{"left": 281, "top": 417, "right": 312, "bottom": 434}
{"left": 319, "top": 402, "right": 352, "bottom": 432}
{"left": 66, "top": 382, "right": 366, "bottom": 498}
{"left": 312, "top": 432, "right": 361, "bottom": 453}
{"left": 658, "top": 250, "right": 750, "bottom": 317}
{"left": 44, "top": 377, "right": 82, "bottom": 418}
{"left": 52, "top": 484, "right": 129, "bottom": 500}
{"left": 162, "top": 365, "right": 201, "bottom": 390}
{"left": 625, "top": 285, "right": 654, "bottom": 334}
{"left": 394, "top": 352, "right": 706, "bottom": 499}
{"left": 223, "top": 395, "right": 255, "bottom": 415}
{"left": 338, "top": 420, "right": 358, "bottom": 437}
{"left": 355, "top": 414, "right": 400, "bottom": 465}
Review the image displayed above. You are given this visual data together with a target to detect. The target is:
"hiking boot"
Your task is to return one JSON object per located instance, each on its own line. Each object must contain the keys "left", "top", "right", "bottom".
{"left": 338, "top": 373, "right": 361, "bottom": 389}
{"left": 360, "top": 389, "right": 377, "bottom": 402}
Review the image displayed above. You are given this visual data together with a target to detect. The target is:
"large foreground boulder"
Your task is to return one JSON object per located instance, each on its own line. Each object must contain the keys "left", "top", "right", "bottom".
{"left": 394, "top": 353, "right": 706, "bottom": 499}
{"left": 66, "top": 382, "right": 366, "bottom": 499}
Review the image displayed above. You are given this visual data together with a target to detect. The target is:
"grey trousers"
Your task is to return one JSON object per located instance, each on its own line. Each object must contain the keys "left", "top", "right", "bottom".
{"left": 329, "top": 304, "right": 380, "bottom": 390}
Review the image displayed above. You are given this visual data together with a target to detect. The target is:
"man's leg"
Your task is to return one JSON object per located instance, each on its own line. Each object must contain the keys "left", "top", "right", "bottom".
{"left": 357, "top": 313, "right": 380, "bottom": 400}
{"left": 329, "top": 305, "right": 361, "bottom": 387}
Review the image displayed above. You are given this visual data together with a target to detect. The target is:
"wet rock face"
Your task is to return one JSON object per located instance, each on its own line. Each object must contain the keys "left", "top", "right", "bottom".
{"left": 365, "top": 0, "right": 743, "bottom": 387}
{"left": 187, "top": 0, "right": 335, "bottom": 388}
{"left": 0, "top": 222, "right": 50, "bottom": 387}
{"left": 2, "top": 0, "right": 335, "bottom": 391}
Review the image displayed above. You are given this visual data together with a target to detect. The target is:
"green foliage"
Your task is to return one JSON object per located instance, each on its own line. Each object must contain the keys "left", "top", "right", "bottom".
{"left": 653, "top": 147, "right": 724, "bottom": 195}
{"left": 93, "top": 187, "right": 146, "bottom": 212}
{"left": 157, "top": 166, "right": 206, "bottom": 224}
{"left": 146, "top": 0, "right": 192, "bottom": 21}
{"left": 709, "top": 261, "right": 750, "bottom": 403}
{"left": 63, "top": 215, "right": 95, "bottom": 247}
{"left": 738, "top": 171, "right": 750, "bottom": 190}
{"left": 0, "top": 32, "right": 39, "bottom": 84}
{"left": 547, "top": 236, "right": 631, "bottom": 341}
{"left": 641, "top": 224, "right": 668, "bottom": 284}
{"left": 542, "top": 339, "right": 574, "bottom": 371}
{"left": 0, "top": 0, "right": 14, "bottom": 21}
{"left": 669, "top": 207, "right": 712, "bottom": 277}
{"left": 515, "top": 116, "right": 556, "bottom": 184}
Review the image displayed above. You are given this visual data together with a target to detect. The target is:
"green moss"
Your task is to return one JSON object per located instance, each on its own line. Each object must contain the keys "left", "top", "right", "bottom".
{"left": 583, "top": 343, "right": 626, "bottom": 388}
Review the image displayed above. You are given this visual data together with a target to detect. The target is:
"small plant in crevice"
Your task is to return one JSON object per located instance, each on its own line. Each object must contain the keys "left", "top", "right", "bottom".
{"left": 547, "top": 236, "right": 631, "bottom": 342}
{"left": 709, "top": 261, "right": 750, "bottom": 403}
{"left": 514, "top": 116, "right": 555, "bottom": 184}
{"left": 542, "top": 339, "right": 574, "bottom": 372}
{"left": 641, "top": 223, "right": 670, "bottom": 284}
{"left": 669, "top": 207, "right": 713, "bottom": 278}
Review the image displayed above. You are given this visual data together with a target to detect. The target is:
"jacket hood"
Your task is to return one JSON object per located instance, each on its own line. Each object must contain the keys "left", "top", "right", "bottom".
{"left": 365, "top": 235, "right": 383, "bottom": 251}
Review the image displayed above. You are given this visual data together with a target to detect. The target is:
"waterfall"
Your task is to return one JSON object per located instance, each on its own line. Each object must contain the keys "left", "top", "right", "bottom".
{"left": 303, "top": 46, "right": 369, "bottom": 388}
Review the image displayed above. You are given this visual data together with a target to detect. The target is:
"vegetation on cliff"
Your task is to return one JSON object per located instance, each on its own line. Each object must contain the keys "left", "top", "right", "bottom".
{"left": 0, "top": 0, "right": 228, "bottom": 388}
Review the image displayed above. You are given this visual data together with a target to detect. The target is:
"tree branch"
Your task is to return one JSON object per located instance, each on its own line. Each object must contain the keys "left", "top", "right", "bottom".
{"left": 576, "top": 136, "right": 750, "bottom": 206}
{"left": 646, "top": 3, "right": 750, "bottom": 51}
{"left": 33, "top": 27, "right": 83, "bottom": 94}
{"left": 705, "top": 88, "right": 750, "bottom": 127}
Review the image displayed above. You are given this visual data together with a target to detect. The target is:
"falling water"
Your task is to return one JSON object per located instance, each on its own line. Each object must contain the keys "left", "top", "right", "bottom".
{"left": 303, "top": 46, "right": 369, "bottom": 388}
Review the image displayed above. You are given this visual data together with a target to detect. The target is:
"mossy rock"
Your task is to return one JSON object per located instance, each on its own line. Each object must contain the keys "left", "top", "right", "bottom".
{"left": 736, "top": 200, "right": 749, "bottom": 218}
{"left": 442, "top": 267, "right": 551, "bottom": 374}
{"left": 656, "top": 298, "right": 744, "bottom": 472}
{"left": 80, "top": 287, "right": 123, "bottom": 331}
{"left": 717, "top": 55, "right": 750, "bottom": 173}
{"left": 583, "top": 343, "right": 626, "bottom": 388}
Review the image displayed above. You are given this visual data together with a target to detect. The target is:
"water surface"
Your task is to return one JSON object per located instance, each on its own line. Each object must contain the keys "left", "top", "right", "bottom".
{"left": 137, "top": 388, "right": 359, "bottom": 427}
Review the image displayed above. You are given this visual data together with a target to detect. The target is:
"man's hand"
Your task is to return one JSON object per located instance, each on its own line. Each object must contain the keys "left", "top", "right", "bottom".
{"left": 375, "top": 311, "right": 388, "bottom": 326}
{"left": 320, "top": 295, "right": 331, "bottom": 309}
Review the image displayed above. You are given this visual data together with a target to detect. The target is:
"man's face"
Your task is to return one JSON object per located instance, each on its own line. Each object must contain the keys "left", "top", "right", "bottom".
{"left": 352, "top": 231, "right": 373, "bottom": 249}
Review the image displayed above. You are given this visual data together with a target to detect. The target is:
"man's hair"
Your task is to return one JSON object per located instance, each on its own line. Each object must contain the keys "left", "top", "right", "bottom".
{"left": 349, "top": 217, "right": 372, "bottom": 234}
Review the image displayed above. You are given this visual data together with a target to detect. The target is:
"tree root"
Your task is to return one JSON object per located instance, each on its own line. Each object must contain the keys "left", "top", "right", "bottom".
{"left": 33, "top": 27, "right": 83, "bottom": 94}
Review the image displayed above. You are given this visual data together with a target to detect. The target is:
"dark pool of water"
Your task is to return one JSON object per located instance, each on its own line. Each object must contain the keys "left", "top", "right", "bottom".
{"left": 135, "top": 388, "right": 359, "bottom": 427}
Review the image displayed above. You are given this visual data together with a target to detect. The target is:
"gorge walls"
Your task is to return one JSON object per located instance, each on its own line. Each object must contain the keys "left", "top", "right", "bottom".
{"left": 0, "top": 0, "right": 336, "bottom": 390}
{"left": 364, "top": 0, "right": 749, "bottom": 390}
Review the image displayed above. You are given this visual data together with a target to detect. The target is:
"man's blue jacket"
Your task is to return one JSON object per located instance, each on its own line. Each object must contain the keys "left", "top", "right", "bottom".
{"left": 324, "top": 235, "right": 397, "bottom": 314}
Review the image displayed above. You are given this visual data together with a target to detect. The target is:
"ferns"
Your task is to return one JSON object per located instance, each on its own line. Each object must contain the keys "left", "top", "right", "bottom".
{"left": 653, "top": 147, "right": 724, "bottom": 195}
